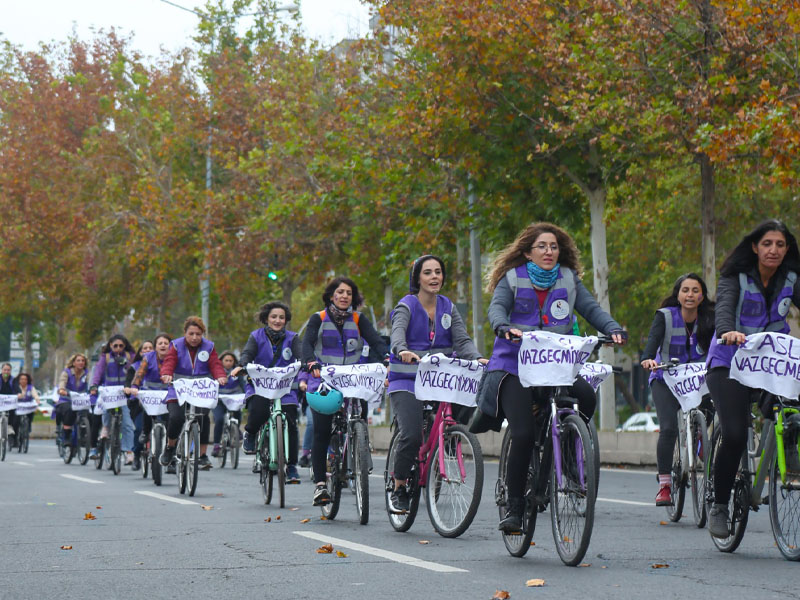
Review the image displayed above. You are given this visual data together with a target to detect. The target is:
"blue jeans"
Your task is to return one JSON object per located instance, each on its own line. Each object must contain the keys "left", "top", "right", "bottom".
{"left": 302, "top": 404, "right": 314, "bottom": 453}
{"left": 101, "top": 405, "right": 135, "bottom": 452}
{"left": 131, "top": 411, "right": 144, "bottom": 453}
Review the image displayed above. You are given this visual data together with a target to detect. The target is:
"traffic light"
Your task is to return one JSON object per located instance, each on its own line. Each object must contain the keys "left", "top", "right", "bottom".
{"left": 267, "top": 271, "right": 278, "bottom": 281}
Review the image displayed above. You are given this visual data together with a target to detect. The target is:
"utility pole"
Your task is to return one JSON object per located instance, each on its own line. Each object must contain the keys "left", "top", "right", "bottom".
{"left": 468, "top": 185, "right": 484, "bottom": 352}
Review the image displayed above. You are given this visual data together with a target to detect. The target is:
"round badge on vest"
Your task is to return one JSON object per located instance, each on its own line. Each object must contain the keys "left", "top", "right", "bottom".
{"left": 778, "top": 297, "right": 791, "bottom": 317}
{"left": 282, "top": 347, "right": 292, "bottom": 361}
{"left": 346, "top": 338, "right": 359, "bottom": 352}
{"left": 361, "top": 344, "right": 370, "bottom": 357}
{"left": 441, "top": 313, "right": 452, "bottom": 330}
{"left": 550, "top": 299, "right": 570, "bottom": 321}
{"left": 197, "top": 350, "right": 210, "bottom": 362}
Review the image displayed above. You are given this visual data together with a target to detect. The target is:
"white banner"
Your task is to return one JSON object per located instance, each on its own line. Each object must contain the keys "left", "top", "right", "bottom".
{"left": 0, "top": 394, "right": 18, "bottom": 412}
{"left": 414, "top": 354, "right": 485, "bottom": 407}
{"left": 518, "top": 331, "right": 598, "bottom": 388}
{"left": 220, "top": 394, "right": 245, "bottom": 411}
{"left": 138, "top": 390, "right": 169, "bottom": 416}
{"left": 15, "top": 401, "right": 37, "bottom": 415}
{"left": 579, "top": 362, "right": 614, "bottom": 392}
{"left": 98, "top": 386, "right": 128, "bottom": 410}
{"left": 174, "top": 377, "right": 219, "bottom": 409}
{"left": 730, "top": 332, "right": 800, "bottom": 400}
{"left": 662, "top": 362, "right": 709, "bottom": 412}
{"left": 93, "top": 397, "right": 104, "bottom": 415}
{"left": 321, "top": 363, "right": 387, "bottom": 408}
{"left": 70, "top": 393, "right": 92, "bottom": 411}
{"left": 246, "top": 362, "right": 301, "bottom": 400}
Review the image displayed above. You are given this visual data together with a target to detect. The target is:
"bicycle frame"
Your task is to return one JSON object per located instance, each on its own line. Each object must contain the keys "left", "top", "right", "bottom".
{"left": 416, "top": 402, "right": 466, "bottom": 488}
{"left": 266, "top": 396, "right": 289, "bottom": 470}
{"left": 550, "top": 388, "right": 585, "bottom": 490}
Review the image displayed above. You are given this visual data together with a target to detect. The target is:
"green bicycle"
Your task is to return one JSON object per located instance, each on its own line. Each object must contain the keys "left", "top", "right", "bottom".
{"left": 256, "top": 393, "right": 290, "bottom": 509}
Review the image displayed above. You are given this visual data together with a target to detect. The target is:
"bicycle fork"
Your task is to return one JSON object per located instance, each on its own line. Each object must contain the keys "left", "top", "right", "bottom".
{"left": 551, "top": 401, "right": 585, "bottom": 490}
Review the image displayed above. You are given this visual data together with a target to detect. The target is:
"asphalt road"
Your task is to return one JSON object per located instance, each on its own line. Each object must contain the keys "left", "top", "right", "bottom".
{"left": 1, "top": 440, "right": 798, "bottom": 600}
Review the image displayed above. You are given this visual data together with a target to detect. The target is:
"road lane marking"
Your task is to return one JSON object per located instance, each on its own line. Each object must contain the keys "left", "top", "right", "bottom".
{"left": 134, "top": 491, "right": 199, "bottom": 505}
{"left": 601, "top": 467, "right": 655, "bottom": 476}
{"left": 36, "top": 459, "right": 64, "bottom": 463}
{"left": 11, "top": 461, "right": 34, "bottom": 466}
{"left": 60, "top": 474, "right": 104, "bottom": 484}
{"left": 293, "top": 531, "right": 468, "bottom": 573}
{"left": 597, "top": 497, "right": 651, "bottom": 507}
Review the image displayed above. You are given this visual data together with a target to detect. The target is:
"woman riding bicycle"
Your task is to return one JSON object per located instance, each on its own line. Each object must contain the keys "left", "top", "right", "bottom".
{"left": 211, "top": 351, "right": 246, "bottom": 460}
{"left": 705, "top": 219, "right": 800, "bottom": 538}
{"left": 131, "top": 334, "right": 172, "bottom": 470}
{"left": 233, "top": 302, "right": 304, "bottom": 483}
{"left": 303, "top": 276, "right": 390, "bottom": 506}
{"left": 13, "top": 373, "right": 40, "bottom": 444}
{"left": 641, "top": 273, "right": 715, "bottom": 506}
{"left": 387, "top": 255, "right": 486, "bottom": 513}
{"left": 159, "top": 317, "right": 228, "bottom": 470}
{"left": 125, "top": 341, "right": 154, "bottom": 470}
{"left": 56, "top": 353, "right": 89, "bottom": 451}
{"left": 90, "top": 334, "right": 136, "bottom": 461}
{"left": 482, "top": 222, "right": 626, "bottom": 533}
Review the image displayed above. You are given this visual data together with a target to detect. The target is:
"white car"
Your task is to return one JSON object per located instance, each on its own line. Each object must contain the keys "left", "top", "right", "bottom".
{"left": 617, "top": 412, "right": 660, "bottom": 433}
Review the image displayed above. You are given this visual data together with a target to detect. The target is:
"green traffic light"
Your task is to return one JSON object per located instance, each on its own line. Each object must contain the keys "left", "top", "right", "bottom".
{"left": 268, "top": 271, "right": 278, "bottom": 281}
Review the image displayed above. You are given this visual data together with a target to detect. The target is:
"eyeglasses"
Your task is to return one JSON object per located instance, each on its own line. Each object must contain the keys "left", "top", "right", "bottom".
{"left": 111, "top": 343, "right": 124, "bottom": 349}
{"left": 532, "top": 243, "right": 559, "bottom": 253}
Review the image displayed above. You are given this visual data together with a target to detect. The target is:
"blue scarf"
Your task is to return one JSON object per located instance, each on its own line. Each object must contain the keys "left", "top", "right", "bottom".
{"left": 526, "top": 261, "right": 560, "bottom": 289}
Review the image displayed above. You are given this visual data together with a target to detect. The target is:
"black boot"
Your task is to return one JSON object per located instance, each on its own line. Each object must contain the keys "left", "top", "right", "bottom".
{"left": 498, "top": 497, "right": 525, "bottom": 532}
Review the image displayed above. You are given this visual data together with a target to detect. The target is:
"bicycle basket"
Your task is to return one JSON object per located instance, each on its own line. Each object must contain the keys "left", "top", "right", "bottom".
{"left": 306, "top": 383, "right": 344, "bottom": 415}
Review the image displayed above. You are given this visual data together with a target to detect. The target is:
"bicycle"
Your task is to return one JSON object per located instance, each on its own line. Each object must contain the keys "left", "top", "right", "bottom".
{"left": 14, "top": 399, "right": 36, "bottom": 454}
{"left": 654, "top": 359, "right": 711, "bottom": 527}
{"left": 385, "top": 400, "right": 484, "bottom": 537}
{"left": 0, "top": 393, "right": 15, "bottom": 462}
{"left": 92, "top": 399, "right": 106, "bottom": 470}
{"left": 64, "top": 392, "right": 93, "bottom": 466}
{"left": 216, "top": 395, "right": 242, "bottom": 469}
{"left": 496, "top": 333, "right": 616, "bottom": 565}
{"left": 106, "top": 407, "right": 124, "bottom": 475}
{"left": 256, "top": 393, "right": 290, "bottom": 509}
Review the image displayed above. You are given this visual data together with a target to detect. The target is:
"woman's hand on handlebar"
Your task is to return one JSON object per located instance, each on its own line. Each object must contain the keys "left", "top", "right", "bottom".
{"left": 610, "top": 331, "right": 627, "bottom": 346}
{"left": 217, "top": 376, "right": 228, "bottom": 386}
{"left": 478, "top": 358, "right": 489, "bottom": 365}
{"left": 721, "top": 331, "right": 746, "bottom": 346}
{"left": 307, "top": 362, "right": 321, "bottom": 378}
{"left": 161, "top": 375, "right": 173, "bottom": 384}
{"left": 230, "top": 366, "right": 243, "bottom": 378}
{"left": 505, "top": 327, "right": 523, "bottom": 341}
{"left": 399, "top": 350, "right": 421, "bottom": 364}
{"left": 640, "top": 359, "right": 658, "bottom": 371}
{"left": 299, "top": 381, "right": 308, "bottom": 392}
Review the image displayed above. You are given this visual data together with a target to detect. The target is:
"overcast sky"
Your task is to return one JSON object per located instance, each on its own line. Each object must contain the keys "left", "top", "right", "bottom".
{"left": 0, "top": 0, "right": 372, "bottom": 56}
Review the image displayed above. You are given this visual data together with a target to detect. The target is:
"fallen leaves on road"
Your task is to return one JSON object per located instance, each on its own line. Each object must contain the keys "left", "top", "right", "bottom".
{"left": 651, "top": 564, "right": 669, "bottom": 569}
{"left": 290, "top": 507, "right": 299, "bottom": 511}
{"left": 60, "top": 545, "right": 72, "bottom": 550}
{"left": 419, "top": 540, "right": 430, "bottom": 545}
{"left": 95, "top": 506, "right": 102, "bottom": 510}
{"left": 578, "top": 563, "right": 591, "bottom": 567}
{"left": 83, "top": 512, "right": 96, "bottom": 521}
{"left": 336, "top": 550, "right": 348, "bottom": 558}
{"left": 492, "top": 591, "right": 510, "bottom": 599}
{"left": 316, "top": 544, "right": 334, "bottom": 554}
{"left": 530, "top": 542, "right": 535, "bottom": 546}
{"left": 526, "top": 579, "right": 545, "bottom": 587}
{"left": 601, "top": 566, "right": 608, "bottom": 569}
{"left": 659, "top": 521, "right": 669, "bottom": 526}
{"left": 216, "top": 493, "right": 224, "bottom": 497}
{"left": 320, "top": 515, "right": 327, "bottom": 520}
{"left": 562, "top": 536, "right": 572, "bottom": 543}
{"left": 300, "top": 518, "right": 310, "bottom": 524}
{"left": 265, "top": 517, "right": 272, "bottom": 523}
{"left": 201, "top": 505, "right": 213, "bottom": 511}
{"left": 276, "top": 515, "right": 281, "bottom": 521}
{"left": 136, "top": 562, "right": 143, "bottom": 565}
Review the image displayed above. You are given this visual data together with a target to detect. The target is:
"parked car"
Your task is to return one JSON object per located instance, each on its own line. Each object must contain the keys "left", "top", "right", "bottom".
{"left": 617, "top": 412, "right": 660, "bottom": 433}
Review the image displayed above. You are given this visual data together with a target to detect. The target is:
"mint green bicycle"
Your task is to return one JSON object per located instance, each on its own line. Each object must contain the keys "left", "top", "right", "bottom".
{"left": 256, "top": 393, "right": 290, "bottom": 509}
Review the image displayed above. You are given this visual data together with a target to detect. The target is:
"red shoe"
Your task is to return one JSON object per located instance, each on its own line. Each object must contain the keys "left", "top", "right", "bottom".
{"left": 655, "top": 485, "right": 673, "bottom": 506}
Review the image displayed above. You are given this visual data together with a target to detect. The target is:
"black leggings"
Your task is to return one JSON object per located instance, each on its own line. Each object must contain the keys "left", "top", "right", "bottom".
{"left": 707, "top": 367, "right": 755, "bottom": 504}
{"left": 167, "top": 403, "right": 210, "bottom": 445}
{"left": 90, "top": 413, "right": 102, "bottom": 447}
{"left": 311, "top": 400, "right": 368, "bottom": 484}
{"left": 56, "top": 403, "right": 77, "bottom": 428}
{"left": 389, "top": 391, "right": 423, "bottom": 481}
{"left": 143, "top": 413, "right": 168, "bottom": 439}
{"left": 500, "top": 374, "right": 596, "bottom": 500}
{"left": 245, "top": 396, "right": 299, "bottom": 465}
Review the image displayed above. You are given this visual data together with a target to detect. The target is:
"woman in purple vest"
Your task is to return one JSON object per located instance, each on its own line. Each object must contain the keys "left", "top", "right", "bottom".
{"left": 90, "top": 334, "right": 136, "bottom": 461}
{"left": 124, "top": 340, "right": 154, "bottom": 470}
{"left": 641, "top": 273, "right": 715, "bottom": 506}
{"left": 159, "top": 316, "right": 227, "bottom": 470}
{"left": 484, "top": 222, "right": 627, "bottom": 533}
{"left": 56, "top": 353, "right": 89, "bottom": 449}
{"left": 303, "top": 276, "right": 390, "bottom": 506}
{"left": 233, "top": 301, "right": 304, "bottom": 482}
{"left": 131, "top": 334, "right": 173, "bottom": 470}
{"left": 211, "top": 351, "right": 246, "bottom": 459}
{"left": 387, "top": 255, "right": 487, "bottom": 514}
{"left": 705, "top": 220, "right": 800, "bottom": 538}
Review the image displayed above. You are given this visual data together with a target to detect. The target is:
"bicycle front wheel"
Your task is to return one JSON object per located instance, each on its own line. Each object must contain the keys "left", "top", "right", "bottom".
{"left": 550, "top": 414, "right": 597, "bottom": 566}
{"left": 275, "top": 414, "right": 286, "bottom": 509}
{"left": 498, "top": 427, "right": 536, "bottom": 557}
{"left": 665, "top": 428, "right": 685, "bottom": 522}
{"left": 94, "top": 438, "right": 105, "bottom": 470}
{"left": 18, "top": 416, "right": 29, "bottom": 453}
{"left": 110, "top": 420, "right": 122, "bottom": 476}
{"left": 1, "top": 417, "right": 7, "bottom": 462}
{"left": 321, "top": 433, "right": 343, "bottom": 521}
{"left": 690, "top": 410, "right": 709, "bottom": 528}
{"left": 151, "top": 427, "right": 163, "bottom": 486}
{"left": 62, "top": 427, "right": 74, "bottom": 465}
{"left": 230, "top": 424, "right": 240, "bottom": 470}
{"left": 426, "top": 424, "right": 483, "bottom": 538}
{"left": 216, "top": 430, "right": 228, "bottom": 469}
{"left": 352, "top": 420, "right": 370, "bottom": 525}
{"left": 77, "top": 416, "right": 91, "bottom": 465}
{"left": 385, "top": 428, "right": 421, "bottom": 532}
{"left": 187, "top": 422, "right": 200, "bottom": 497}
{"left": 769, "top": 417, "right": 800, "bottom": 561}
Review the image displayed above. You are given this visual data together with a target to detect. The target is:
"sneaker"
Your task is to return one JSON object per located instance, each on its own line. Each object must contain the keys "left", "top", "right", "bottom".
{"left": 62, "top": 430, "right": 72, "bottom": 447}
{"left": 252, "top": 459, "right": 261, "bottom": 474}
{"left": 100, "top": 426, "right": 109, "bottom": 440}
{"left": 211, "top": 443, "right": 221, "bottom": 458}
{"left": 655, "top": 485, "right": 673, "bottom": 507}
{"left": 709, "top": 503, "right": 731, "bottom": 539}
{"left": 8, "top": 433, "right": 16, "bottom": 448}
{"left": 242, "top": 431, "right": 256, "bottom": 455}
{"left": 89, "top": 447, "right": 99, "bottom": 459}
{"left": 160, "top": 445, "right": 175, "bottom": 467}
{"left": 498, "top": 498, "right": 524, "bottom": 533}
{"left": 125, "top": 452, "right": 134, "bottom": 466}
{"left": 313, "top": 484, "right": 331, "bottom": 506}
{"left": 138, "top": 431, "right": 147, "bottom": 445}
{"left": 389, "top": 484, "right": 410, "bottom": 514}
{"left": 287, "top": 464, "right": 300, "bottom": 483}
{"left": 166, "top": 463, "right": 176, "bottom": 475}
{"left": 132, "top": 454, "right": 141, "bottom": 471}
{"left": 299, "top": 453, "right": 310, "bottom": 468}
{"left": 198, "top": 454, "right": 212, "bottom": 470}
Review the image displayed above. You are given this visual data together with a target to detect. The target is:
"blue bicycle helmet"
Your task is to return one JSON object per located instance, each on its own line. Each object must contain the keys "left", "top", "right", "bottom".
{"left": 306, "top": 383, "right": 344, "bottom": 415}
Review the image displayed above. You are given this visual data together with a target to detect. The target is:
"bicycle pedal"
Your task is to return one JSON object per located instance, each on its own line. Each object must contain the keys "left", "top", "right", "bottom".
{"left": 761, "top": 496, "right": 769, "bottom": 506}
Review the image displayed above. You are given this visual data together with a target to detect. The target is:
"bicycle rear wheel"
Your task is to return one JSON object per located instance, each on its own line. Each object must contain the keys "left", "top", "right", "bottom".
{"left": 385, "top": 428, "right": 421, "bottom": 532}
{"left": 352, "top": 420, "right": 370, "bottom": 525}
{"left": 769, "top": 414, "right": 800, "bottom": 561}
{"left": 177, "top": 433, "right": 187, "bottom": 494}
{"left": 1, "top": 417, "right": 7, "bottom": 462}
{"left": 275, "top": 414, "right": 286, "bottom": 509}
{"left": 260, "top": 426, "right": 273, "bottom": 504}
{"left": 216, "top": 429, "right": 228, "bottom": 469}
{"left": 95, "top": 438, "right": 105, "bottom": 470}
{"left": 77, "top": 416, "right": 91, "bottom": 465}
{"left": 151, "top": 426, "right": 163, "bottom": 486}
{"left": 110, "top": 419, "right": 122, "bottom": 475}
{"left": 18, "top": 416, "right": 29, "bottom": 453}
{"left": 707, "top": 428, "right": 749, "bottom": 552}
{"left": 550, "top": 414, "right": 597, "bottom": 566}
{"left": 62, "top": 426, "right": 75, "bottom": 465}
{"left": 426, "top": 424, "right": 483, "bottom": 538}
{"left": 230, "top": 424, "right": 240, "bottom": 470}
{"left": 665, "top": 428, "right": 685, "bottom": 522}
{"left": 321, "top": 432, "right": 343, "bottom": 520}
{"left": 690, "top": 411, "right": 709, "bottom": 528}
{"left": 587, "top": 417, "right": 601, "bottom": 496}
{"left": 498, "top": 427, "right": 536, "bottom": 557}
{"left": 187, "top": 422, "right": 200, "bottom": 496}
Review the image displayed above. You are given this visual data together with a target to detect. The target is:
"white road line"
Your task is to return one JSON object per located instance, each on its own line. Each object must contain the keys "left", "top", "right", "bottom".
{"left": 60, "top": 474, "right": 104, "bottom": 484}
{"left": 11, "top": 461, "right": 34, "bottom": 466}
{"left": 597, "top": 496, "right": 651, "bottom": 507}
{"left": 601, "top": 467, "right": 655, "bottom": 476}
{"left": 369, "top": 474, "right": 383, "bottom": 479}
{"left": 36, "top": 459, "right": 64, "bottom": 463}
{"left": 293, "top": 531, "right": 468, "bottom": 573}
{"left": 134, "top": 491, "right": 199, "bottom": 505}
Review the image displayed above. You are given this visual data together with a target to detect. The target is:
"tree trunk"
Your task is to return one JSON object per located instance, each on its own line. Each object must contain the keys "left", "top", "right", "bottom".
{"left": 699, "top": 153, "right": 716, "bottom": 297}
{"left": 280, "top": 278, "right": 294, "bottom": 305}
{"left": 22, "top": 316, "right": 33, "bottom": 375}
{"left": 158, "top": 279, "right": 169, "bottom": 332}
{"left": 468, "top": 187, "right": 484, "bottom": 353}
{"left": 382, "top": 282, "right": 393, "bottom": 336}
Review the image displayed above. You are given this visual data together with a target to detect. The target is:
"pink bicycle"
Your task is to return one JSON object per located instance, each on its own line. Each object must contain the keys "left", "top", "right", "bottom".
{"left": 384, "top": 401, "right": 484, "bottom": 537}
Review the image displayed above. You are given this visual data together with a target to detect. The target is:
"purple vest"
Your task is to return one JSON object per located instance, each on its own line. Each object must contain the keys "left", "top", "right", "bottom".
{"left": 487, "top": 265, "right": 577, "bottom": 375}
{"left": 139, "top": 351, "right": 169, "bottom": 391}
{"left": 707, "top": 271, "right": 797, "bottom": 370}
{"left": 244, "top": 328, "right": 299, "bottom": 404}
{"left": 58, "top": 368, "right": 88, "bottom": 403}
{"left": 165, "top": 337, "right": 215, "bottom": 401}
{"left": 388, "top": 294, "right": 455, "bottom": 393}
{"left": 314, "top": 310, "right": 364, "bottom": 365}
{"left": 649, "top": 306, "right": 706, "bottom": 383}
{"left": 102, "top": 351, "right": 134, "bottom": 386}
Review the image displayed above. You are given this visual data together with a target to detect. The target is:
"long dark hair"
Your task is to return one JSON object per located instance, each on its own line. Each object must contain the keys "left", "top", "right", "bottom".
{"left": 409, "top": 255, "right": 446, "bottom": 294}
{"left": 720, "top": 220, "right": 800, "bottom": 277}
{"left": 321, "top": 276, "right": 363, "bottom": 310}
{"left": 101, "top": 334, "right": 134, "bottom": 356}
{"left": 659, "top": 273, "right": 715, "bottom": 352}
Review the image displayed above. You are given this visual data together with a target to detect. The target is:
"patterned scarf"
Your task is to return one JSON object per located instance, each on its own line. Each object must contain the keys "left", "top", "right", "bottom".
{"left": 265, "top": 327, "right": 286, "bottom": 347}
{"left": 526, "top": 261, "right": 560, "bottom": 289}
{"left": 328, "top": 304, "right": 353, "bottom": 327}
